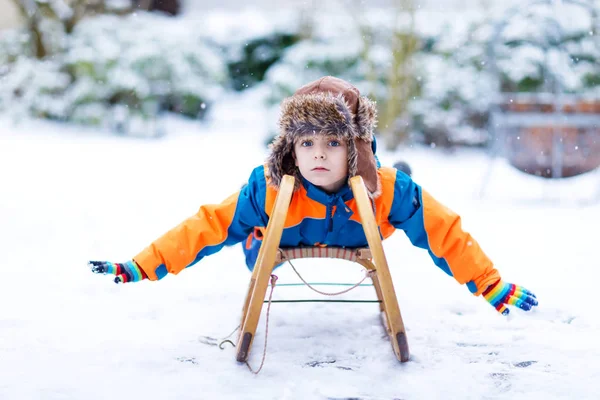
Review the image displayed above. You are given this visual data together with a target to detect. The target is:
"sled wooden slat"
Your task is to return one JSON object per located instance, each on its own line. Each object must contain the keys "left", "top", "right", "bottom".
{"left": 275, "top": 247, "right": 372, "bottom": 263}
{"left": 236, "top": 175, "right": 295, "bottom": 362}
{"left": 350, "top": 175, "right": 409, "bottom": 362}
{"left": 236, "top": 174, "right": 410, "bottom": 364}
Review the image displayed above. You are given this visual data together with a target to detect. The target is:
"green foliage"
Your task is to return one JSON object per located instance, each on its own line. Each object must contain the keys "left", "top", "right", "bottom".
{"left": 168, "top": 93, "right": 208, "bottom": 119}
{"left": 583, "top": 73, "right": 600, "bottom": 87}
{"left": 228, "top": 33, "right": 301, "bottom": 91}
{"left": 516, "top": 76, "right": 545, "bottom": 92}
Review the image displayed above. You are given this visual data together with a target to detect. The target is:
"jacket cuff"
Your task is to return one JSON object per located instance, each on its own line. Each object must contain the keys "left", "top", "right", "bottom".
{"left": 470, "top": 267, "right": 501, "bottom": 296}
{"left": 133, "top": 248, "right": 161, "bottom": 281}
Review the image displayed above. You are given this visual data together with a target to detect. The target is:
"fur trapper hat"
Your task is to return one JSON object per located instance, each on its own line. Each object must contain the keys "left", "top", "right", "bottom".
{"left": 266, "top": 76, "right": 380, "bottom": 197}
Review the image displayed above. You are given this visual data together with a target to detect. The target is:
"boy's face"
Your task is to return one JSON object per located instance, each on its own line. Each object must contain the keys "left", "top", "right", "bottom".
{"left": 293, "top": 134, "right": 349, "bottom": 193}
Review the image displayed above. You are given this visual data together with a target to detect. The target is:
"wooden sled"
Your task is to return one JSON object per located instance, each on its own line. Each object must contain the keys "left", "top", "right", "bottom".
{"left": 235, "top": 175, "right": 410, "bottom": 364}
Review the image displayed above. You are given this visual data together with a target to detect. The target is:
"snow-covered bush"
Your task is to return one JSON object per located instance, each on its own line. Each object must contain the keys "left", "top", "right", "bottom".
{"left": 0, "top": 12, "right": 226, "bottom": 132}
{"left": 0, "top": 57, "right": 71, "bottom": 120}
{"left": 265, "top": 39, "right": 367, "bottom": 102}
{"left": 493, "top": 1, "right": 599, "bottom": 94}
{"left": 410, "top": 14, "right": 497, "bottom": 147}
{"left": 64, "top": 13, "right": 226, "bottom": 125}
{"left": 0, "top": 30, "right": 33, "bottom": 65}
{"left": 199, "top": 10, "right": 302, "bottom": 91}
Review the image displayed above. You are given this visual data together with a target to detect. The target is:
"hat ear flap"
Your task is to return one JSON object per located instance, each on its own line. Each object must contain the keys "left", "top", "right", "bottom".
{"left": 282, "top": 151, "right": 303, "bottom": 190}
{"left": 265, "top": 136, "right": 289, "bottom": 188}
{"left": 266, "top": 137, "right": 303, "bottom": 190}
{"left": 353, "top": 138, "right": 381, "bottom": 198}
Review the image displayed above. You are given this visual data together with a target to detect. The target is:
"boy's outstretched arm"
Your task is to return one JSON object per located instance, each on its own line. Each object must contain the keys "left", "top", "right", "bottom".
{"left": 89, "top": 167, "right": 269, "bottom": 283}
{"left": 386, "top": 169, "right": 538, "bottom": 315}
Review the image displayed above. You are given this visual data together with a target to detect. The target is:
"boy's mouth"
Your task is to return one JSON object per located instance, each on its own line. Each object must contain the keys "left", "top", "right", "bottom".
{"left": 312, "top": 167, "right": 329, "bottom": 171}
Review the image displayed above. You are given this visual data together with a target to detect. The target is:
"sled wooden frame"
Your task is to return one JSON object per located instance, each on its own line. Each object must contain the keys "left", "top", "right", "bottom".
{"left": 236, "top": 175, "right": 410, "bottom": 363}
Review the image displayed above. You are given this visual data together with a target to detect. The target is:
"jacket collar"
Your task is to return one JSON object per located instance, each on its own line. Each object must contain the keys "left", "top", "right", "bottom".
{"left": 300, "top": 175, "right": 354, "bottom": 205}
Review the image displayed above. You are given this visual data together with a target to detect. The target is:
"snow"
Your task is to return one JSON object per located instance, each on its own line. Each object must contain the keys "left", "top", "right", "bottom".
{"left": 1, "top": 88, "right": 599, "bottom": 399}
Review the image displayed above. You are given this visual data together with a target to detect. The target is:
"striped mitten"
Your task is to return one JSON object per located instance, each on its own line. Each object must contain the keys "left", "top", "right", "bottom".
{"left": 482, "top": 280, "right": 538, "bottom": 315}
{"left": 88, "top": 260, "right": 147, "bottom": 284}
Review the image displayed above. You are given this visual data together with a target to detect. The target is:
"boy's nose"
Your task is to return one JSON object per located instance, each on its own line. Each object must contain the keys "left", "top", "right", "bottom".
{"left": 313, "top": 152, "right": 326, "bottom": 160}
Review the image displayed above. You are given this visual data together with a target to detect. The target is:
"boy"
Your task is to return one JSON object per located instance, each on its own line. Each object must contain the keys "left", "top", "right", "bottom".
{"left": 89, "top": 76, "right": 538, "bottom": 316}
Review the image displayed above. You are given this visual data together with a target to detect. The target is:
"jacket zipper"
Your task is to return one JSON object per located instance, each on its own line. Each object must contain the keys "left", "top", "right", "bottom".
{"left": 328, "top": 205, "right": 336, "bottom": 232}
{"left": 326, "top": 198, "right": 338, "bottom": 233}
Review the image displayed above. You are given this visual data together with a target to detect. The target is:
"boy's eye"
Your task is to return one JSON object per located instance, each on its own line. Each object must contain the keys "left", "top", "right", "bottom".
{"left": 301, "top": 140, "right": 313, "bottom": 147}
{"left": 328, "top": 140, "right": 341, "bottom": 147}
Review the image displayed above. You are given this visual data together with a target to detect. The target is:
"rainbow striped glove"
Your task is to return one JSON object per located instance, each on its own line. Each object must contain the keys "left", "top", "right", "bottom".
{"left": 482, "top": 280, "right": 538, "bottom": 315}
{"left": 88, "top": 260, "right": 147, "bottom": 284}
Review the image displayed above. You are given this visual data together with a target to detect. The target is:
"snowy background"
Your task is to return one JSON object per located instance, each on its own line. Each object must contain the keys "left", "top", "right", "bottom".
{"left": 1, "top": 1, "right": 600, "bottom": 399}
{"left": 1, "top": 88, "right": 599, "bottom": 399}
{"left": 1, "top": 1, "right": 598, "bottom": 144}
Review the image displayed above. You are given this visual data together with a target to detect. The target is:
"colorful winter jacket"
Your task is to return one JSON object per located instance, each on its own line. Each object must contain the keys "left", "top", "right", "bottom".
{"left": 133, "top": 165, "right": 500, "bottom": 296}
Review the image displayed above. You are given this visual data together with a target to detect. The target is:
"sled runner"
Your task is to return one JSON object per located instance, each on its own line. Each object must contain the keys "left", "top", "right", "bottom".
{"left": 236, "top": 175, "right": 410, "bottom": 364}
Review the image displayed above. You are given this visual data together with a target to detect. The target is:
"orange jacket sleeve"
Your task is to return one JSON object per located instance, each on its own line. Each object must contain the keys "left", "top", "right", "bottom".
{"left": 133, "top": 168, "right": 269, "bottom": 280}
{"left": 388, "top": 170, "right": 500, "bottom": 295}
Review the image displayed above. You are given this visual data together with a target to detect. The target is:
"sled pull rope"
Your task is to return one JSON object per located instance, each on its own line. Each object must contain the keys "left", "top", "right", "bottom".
{"left": 287, "top": 259, "right": 376, "bottom": 296}
{"left": 222, "top": 260, "right": 374, "bottom": 374}
{"left": 217, "top": 324, "right": 242, "bottom": 350}
{"left": 218, "top": 274, "right": 278, "bottom": 374}
{"left": 245, "top": 262, "right": 371, "bottom": 374}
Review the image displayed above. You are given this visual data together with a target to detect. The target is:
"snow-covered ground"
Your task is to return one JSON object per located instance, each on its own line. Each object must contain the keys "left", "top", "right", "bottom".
{"left": 1, "top": 90, "right": 599, "bottom": 399}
